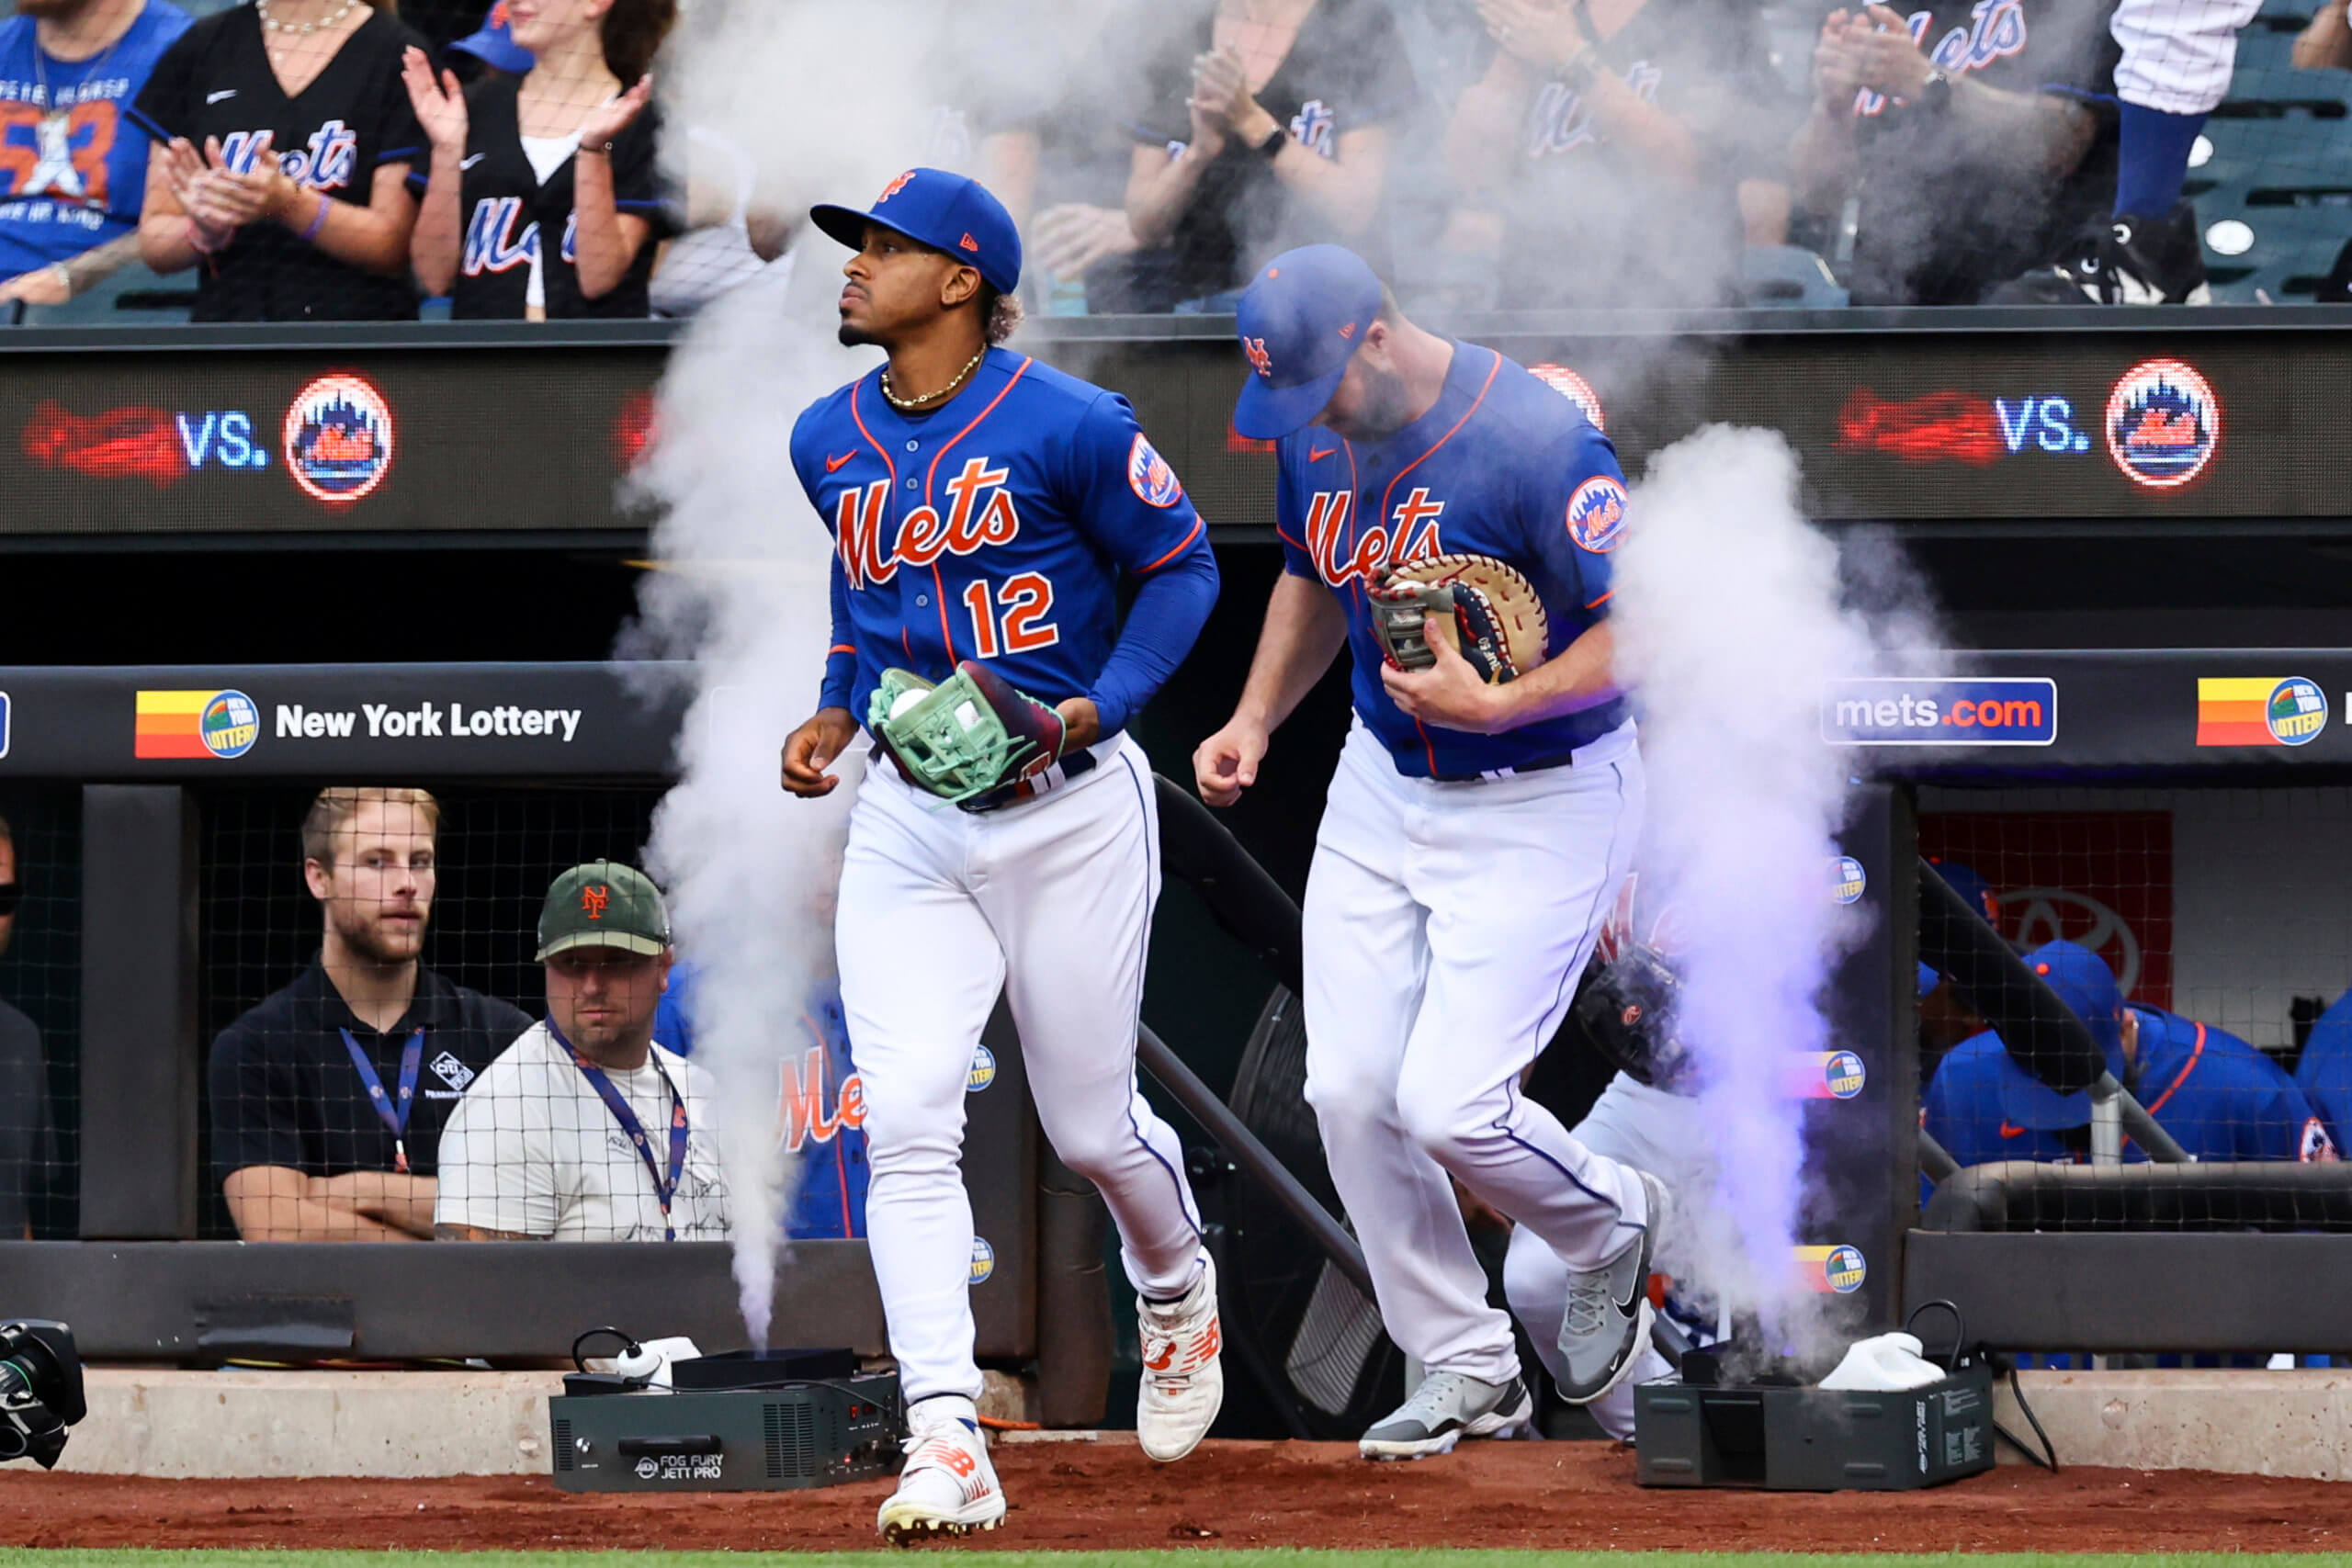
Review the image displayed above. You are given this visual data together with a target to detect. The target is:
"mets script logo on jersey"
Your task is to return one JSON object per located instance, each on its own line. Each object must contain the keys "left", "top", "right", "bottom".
{"left": 283, "top": 373, "right": 394, "bottom": 504}
{"left": 1242, "top": 335, "right": 1274, "bottom": 378}
{"left": 2105, "top": 358, "right": 2220, "bottom": 491}
{"left": 462, "top": 197, "right": 537, "bottom": 276}
{"left": 1525, "top": 63, "right": 1661, "bottom": 156}
{"left": 1127, "top": 434, "right": 1183, "bottom": 508}
{"left": 218, "top": 120, "right": 359, "bottom": 192}
{"left": 1289, "top": 98, "right": 1339, "bottom": 157}
{"left": 1566, "top": 476, "right": 1627, "bottom": 551}
{"left": 1855, "top": 0, "right": 2026, "bottom": 115}
{"left": 778, "top": 1044, "right": 866, "bottom": 1154}
{"left": 1302, "top": 487, "right": 1444, "bottom": 587}
{"left": 834, "top": 456, "right": 1019, "bottom": 589}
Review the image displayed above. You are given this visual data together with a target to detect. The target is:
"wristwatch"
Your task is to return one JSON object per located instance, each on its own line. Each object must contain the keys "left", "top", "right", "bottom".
{"left": 1251, "top": 120, "right": 1287, "bottom": 159}
{"left": 1917, "top": 67, "right": 1952, "bottom": 113}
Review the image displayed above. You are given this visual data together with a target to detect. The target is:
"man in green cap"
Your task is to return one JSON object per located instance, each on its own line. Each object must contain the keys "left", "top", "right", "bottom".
{"left": 435, "top": 861, "right": 729, "bottom": 1242}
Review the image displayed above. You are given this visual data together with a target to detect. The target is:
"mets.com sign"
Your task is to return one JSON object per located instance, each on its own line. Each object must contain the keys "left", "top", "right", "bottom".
{"left": 1821, "top": 678, "right": 2058, "bottom": 747}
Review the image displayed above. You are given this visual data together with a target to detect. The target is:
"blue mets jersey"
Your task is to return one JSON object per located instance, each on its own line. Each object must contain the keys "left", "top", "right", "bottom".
{"left": 791, "top": 347, "right": 1218, "bottom": 737}
{"left": 2298, "top": 990, "right": 2352, "bottom": 1154}
{"left": 1927, "top": 1006, "right": 2338, "bottom": 1171}
{"left": 1272, "top": 341, "right": 1631, "bottom": 779}
{"left": 0, "top": 0, "right": 189, "bottom": 280}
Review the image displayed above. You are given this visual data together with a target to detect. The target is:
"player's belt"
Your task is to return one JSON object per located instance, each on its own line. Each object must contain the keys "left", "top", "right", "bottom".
{"left": 960, "top": 738, "right": 1110, "bottom": 814}
{"left": 1432, "top": 751, "right": 1578, "bottom": 784}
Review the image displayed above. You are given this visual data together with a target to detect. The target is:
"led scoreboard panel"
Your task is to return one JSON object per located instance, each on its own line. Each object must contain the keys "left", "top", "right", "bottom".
{"left": 0, "top": 315, "right": 2343, "bottom": 539}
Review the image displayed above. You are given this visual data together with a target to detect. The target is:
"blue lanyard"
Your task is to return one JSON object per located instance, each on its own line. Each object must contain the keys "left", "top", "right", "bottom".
{"left": 340, "top": 1028, "right": 424, "bottom": 1174}
{"left": 552, "top": 1022, "right": 690, "bottom": 1242}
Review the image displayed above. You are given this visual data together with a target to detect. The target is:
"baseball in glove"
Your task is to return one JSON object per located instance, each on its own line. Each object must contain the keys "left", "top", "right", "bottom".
{"left": 867, "top": 660, "right": 1068, "bottom": 807}
{"left": 1571, "top": 942, "right": 1700, "bottom": 1094}
{"left": 1368, "top": 553, "right": 1549, "bottom": 684}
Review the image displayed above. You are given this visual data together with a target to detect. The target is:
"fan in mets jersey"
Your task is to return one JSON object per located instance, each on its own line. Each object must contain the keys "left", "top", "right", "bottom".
{"left": 1194, "top": 243, "right": 1669, "bottom": 1461}
{"left": 779, "top": 168, "right": 1223, "bottom": 1542}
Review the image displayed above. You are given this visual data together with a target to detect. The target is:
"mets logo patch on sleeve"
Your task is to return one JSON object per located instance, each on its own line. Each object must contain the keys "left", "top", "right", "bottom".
{"left": 1566, "top": 476, "right": 1628, "bottom": 552}
{"left": 1128, "top": 433, "right": 1184, "bottom": 509}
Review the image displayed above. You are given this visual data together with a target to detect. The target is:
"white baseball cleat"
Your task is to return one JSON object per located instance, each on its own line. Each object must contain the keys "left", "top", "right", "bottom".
{"left": 1136, "top": 1252, "right": 1224, "bottom": 1462}
{"left": 876, "top": 1396, "right": 1006, "bottom": 1545}
{"left": 1358, "top": 1371, "right": 1534, "bottom": 1460}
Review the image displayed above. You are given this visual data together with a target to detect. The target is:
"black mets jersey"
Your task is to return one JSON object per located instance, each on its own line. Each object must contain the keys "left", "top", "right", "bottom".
{"left": 130, "top": 2, "right": 426, "bottom": 321}
{"left": 421, "top": 72, "right": 670, "bottom": 320}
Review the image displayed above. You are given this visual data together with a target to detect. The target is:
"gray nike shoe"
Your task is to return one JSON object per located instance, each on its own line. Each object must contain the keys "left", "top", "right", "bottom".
{"left": 1358, "top": 1371, "right": 1533, "bottom": 1461}
{"left": 1557, "top": 1169, "right": 1667, "bottom": 1405}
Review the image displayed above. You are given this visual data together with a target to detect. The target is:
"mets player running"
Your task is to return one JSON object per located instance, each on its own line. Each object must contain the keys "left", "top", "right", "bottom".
{"left": 780, "top": 168, "right": 1224, "bottom": 1540}
{"left": 1193, "top": 243, "right": 1667, "bottom": 1460}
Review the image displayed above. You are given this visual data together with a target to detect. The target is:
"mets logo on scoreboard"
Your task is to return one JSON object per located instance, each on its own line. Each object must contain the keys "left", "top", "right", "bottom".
{"left": 284, "top": 373, "right": 396, "bottom": 505}
{"left": 2105, "top": 358, "right": 2219, "bottom": 491}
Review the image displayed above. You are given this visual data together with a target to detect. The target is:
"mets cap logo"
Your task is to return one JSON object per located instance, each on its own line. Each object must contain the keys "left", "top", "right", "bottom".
{"left": 2105, "top": 357, "right": 2219, "bottom": 491}
{"left": 1824, "top": 1050, "right": 1867, "bottom": 1100}
{"left": 1127, "top": 433, "right": 1184, "bottom": 509}
{"left": 1528, "top": 361, "right": 1606, "bottom": 431}
{"left": 1823, "top": 1244, "right": 1867, "bottom": 1293}
{"left": 1566, "top": 475, "right": 1628, "bottom": 552}
{"left": 967, "top": 1045, "right": 997, "bottom": 1093}
{"left": 582, "top": 884, "right": 611, "bottom": 919}
{"left": 285, "top": 373, "right": 394, "bottom": 505}
{"left": 2267, "top": 677, "right": 2327, "bottom": 745}
{"left": 1832, "top": 855, "right": 1867, "bottom": 905}
{"left": 1242, "top": 335, "right": 1273, "bottom": 378}
{"left": 877, "top": 170, "right": 916, "bottom": 203}
{"left": 968, "top": 1235, "right": 995, "bottom": 1284}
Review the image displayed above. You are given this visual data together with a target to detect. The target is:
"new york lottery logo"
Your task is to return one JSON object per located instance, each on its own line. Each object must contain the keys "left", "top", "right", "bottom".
{"left": 967, "top": 1046, "right": 997, "bottom": 1092}
{"left": 1832, "top": 856, "right": 1867, "bottom": 904}
{"left": 1824, "top": 1051, "right": 1867, "bottom": 1100}
{"left": 968, "top": 1235, "right": 995, "bottom": 1284}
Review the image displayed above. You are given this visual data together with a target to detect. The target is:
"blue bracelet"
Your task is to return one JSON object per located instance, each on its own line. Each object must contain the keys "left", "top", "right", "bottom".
{"left": 299, "top": 194, "right": 331, "bottom": 243}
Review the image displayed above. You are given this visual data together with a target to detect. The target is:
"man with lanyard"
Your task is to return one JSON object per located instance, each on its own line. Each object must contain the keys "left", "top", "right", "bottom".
{"left": 435, "top": 862, "right": 729, "bottom": 1242}
{"left": 209, "top": 787, "right": 528, "bottom": 1241}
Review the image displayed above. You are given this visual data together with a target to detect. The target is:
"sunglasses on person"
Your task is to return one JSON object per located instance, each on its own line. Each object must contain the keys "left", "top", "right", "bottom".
{"left": 0, "top": 883, "right": 19, "bottom": 917}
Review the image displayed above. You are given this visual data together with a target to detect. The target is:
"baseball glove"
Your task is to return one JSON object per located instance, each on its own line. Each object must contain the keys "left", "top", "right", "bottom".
{"left": 1368, "top": 553, "right": 1549, "bottom": 684}
{"left": 868, "top": 660, "right": 1067, "bottom": 807}
{"left": 1572, "top": 942, "right": 1699, "bottom": 1094}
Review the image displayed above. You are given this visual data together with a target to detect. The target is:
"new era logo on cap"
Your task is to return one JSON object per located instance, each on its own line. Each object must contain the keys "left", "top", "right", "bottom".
{"left": 960, "top": 232, "right": 979, "bottom": 253}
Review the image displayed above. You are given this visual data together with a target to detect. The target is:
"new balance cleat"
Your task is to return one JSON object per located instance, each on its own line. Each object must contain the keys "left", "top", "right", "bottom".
{"left": 1990, "top": 202, "right": 2211, "bottom": 305}
{"left": 876, "top": 1396, "right": 1006, "bottom": 1545}
{"left": 1358, "top": 1371, "right": 1533, "bottom": 1460}
{"left": 1136, "top": 1252, "right": 1224, "bottom": 1462}
{"left": 1557, "top": 1168, "right": 1666, "bottom": 1405}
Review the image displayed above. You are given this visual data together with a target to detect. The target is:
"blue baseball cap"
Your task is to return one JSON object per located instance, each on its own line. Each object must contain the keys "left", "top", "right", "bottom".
{"left": 809, "top": 168, "right": 1021, "bottom": 297}
{"left": 1928, "top": 858, "right": 2002, "bottom": 928}
{"left": 1231, "top": 244, "right": 1385, "bottom": 441}
{"left": 1993, "top": 940, "right": 2128, "bottom": 1128}
{"left": 449, "top": 1, "right": 533, "bottom": 74}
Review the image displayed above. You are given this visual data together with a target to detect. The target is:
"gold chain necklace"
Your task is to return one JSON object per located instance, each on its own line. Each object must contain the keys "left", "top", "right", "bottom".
{"left": 256, "top": 0, "right": 357, "bottom": 36}
{"left": 880, "top": 346, "right": 987, "bottom": 412}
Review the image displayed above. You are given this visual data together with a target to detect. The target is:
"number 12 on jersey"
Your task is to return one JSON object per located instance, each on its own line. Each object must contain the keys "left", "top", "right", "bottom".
{"left": 961, "top": 572, "right": 1058, "bottom": 659}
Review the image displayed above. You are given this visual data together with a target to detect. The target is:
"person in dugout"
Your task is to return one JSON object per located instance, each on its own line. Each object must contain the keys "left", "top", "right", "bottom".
{"left": 1925, "top": 939, "right": 2339, "bottom": 1169}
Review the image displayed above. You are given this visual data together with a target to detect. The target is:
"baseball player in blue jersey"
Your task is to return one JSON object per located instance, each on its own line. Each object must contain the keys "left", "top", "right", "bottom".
{"left": 1925, "top": 940, "right": 2339, "bottom": 1168}
{"left": 778, "top": 168, "right": 1223, "bottom": 1542}
{"left": 1193, "top": 243, "right": 1665, "bottom": 1461}
{"left": 2297, "top": 990, "right": 2352, "bottom": 1154}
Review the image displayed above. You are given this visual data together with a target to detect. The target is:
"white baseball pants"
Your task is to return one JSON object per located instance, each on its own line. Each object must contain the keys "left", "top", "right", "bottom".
{"left": 1505, "top": 1072, "right": 1710, "bottom": 1438}
{"left": 1303, "top": 720, "right": 1650, "bottom": 1386}
{"left": 2113, "top": 0, "right": 2264, "bottom": 114}
{"left": 835, "top": 735, "right": 1204, "bottom": 1404}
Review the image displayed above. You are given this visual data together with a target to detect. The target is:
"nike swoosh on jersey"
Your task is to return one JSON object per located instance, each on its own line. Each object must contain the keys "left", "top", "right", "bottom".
{"left": 1999, "top": 1122, "right": 2030, "bottom": 1138}
{"left": 1309, "top": 445, "right": 1337, "bottom": 460}
{"left": 825, "top": 450, "right": 857, "bottom": 473}
{"left": 207, "top": 88, "right": 238, "bottom": 103}
{"left": 460, "top": 153, "right": 486, "bottom": 170}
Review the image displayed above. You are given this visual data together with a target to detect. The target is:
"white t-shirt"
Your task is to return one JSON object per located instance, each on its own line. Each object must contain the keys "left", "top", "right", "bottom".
{"left": 435, "top": 1021, "right": 730, "bottom": 1241}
